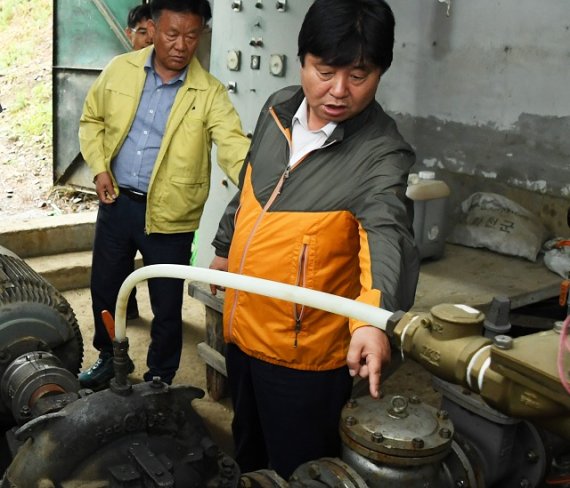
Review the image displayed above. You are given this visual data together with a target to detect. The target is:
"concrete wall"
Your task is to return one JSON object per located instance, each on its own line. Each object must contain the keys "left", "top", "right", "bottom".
{"left": 0, "top": 212, "right": 96, "bottom": 258}
{"left": 383, "top": 0, "right": 570, "bottom": 234}
{"left": 195, "top": 0, "right": 570, "bottom": 265}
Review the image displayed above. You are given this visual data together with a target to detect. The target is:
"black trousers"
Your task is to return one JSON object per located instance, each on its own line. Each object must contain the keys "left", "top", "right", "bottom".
{"left": 225, "top": 343, "right": 353, "bottom": 480}
{"left": 90, "top": 195, "right": 194, "bottom": 383}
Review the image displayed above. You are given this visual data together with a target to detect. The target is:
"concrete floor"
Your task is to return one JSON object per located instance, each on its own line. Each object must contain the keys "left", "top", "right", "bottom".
{"left": 62, "top": 284, "right": 440, "bottom": 459}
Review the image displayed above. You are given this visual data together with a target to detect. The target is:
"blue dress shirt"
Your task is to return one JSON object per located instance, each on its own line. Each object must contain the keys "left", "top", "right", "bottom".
{"left": 113, "top": 52, "right": 187, "bottom": 193}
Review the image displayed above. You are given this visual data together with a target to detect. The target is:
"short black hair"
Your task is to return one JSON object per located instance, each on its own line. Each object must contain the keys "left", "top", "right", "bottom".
{"left": 298, "top": 0, "right": 395, "bottom": 73}
{"left": 127, "top": 4, "right": 151, "bottom": 29}
{"left": 149, "top": 0, "right": 212, "bottom": 24}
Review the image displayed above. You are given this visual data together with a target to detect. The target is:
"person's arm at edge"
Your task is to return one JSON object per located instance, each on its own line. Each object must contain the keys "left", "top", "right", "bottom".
{"left": 209, "top": 186, "right": 242, "bottom": 295}
{"left": 207, "top": 88, "right": 279, "bottom": 294}
{"left": 206, "top": 82, "right": 250, "bottom": 186}
{"left": 346, "top": 148, "right": 420, "bottom": 398}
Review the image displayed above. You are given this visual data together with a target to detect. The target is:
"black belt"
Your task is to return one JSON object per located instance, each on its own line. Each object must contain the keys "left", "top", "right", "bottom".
{"left": 119, "top": 187, "right": 147, "bottom": 203}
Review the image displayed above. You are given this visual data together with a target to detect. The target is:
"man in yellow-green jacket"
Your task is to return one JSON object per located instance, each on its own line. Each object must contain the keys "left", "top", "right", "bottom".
{"left": 78, "top": 0, "right": 249, "bottom": 390}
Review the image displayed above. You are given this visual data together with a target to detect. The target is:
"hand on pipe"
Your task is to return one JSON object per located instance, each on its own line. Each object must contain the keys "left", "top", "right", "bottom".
{"left": 209, "top": 256, "right": 228, "bottom": 295}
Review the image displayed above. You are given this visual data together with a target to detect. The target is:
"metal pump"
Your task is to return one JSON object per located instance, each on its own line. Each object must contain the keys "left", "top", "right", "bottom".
{"left": 0, "top": 257, "right": 568, "bottom": 486}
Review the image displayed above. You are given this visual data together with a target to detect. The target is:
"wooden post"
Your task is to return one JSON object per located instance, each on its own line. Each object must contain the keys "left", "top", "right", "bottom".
{"left": 188, "top": 282, "right": 228, "bottom": 401}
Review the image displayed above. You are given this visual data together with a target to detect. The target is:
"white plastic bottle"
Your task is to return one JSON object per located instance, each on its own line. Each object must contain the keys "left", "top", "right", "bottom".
{"left": 406, "top": 170, "right": 451, "bottom": 260}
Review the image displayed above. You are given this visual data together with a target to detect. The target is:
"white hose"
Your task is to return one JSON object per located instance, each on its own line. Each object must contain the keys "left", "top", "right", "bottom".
{"left": 114, "top": 264, "right": 393, "bottom": 341}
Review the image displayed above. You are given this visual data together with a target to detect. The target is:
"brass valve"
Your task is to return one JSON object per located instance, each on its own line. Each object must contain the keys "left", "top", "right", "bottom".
{"left": 389, "top": 304, "right": 570, "bottom": 440}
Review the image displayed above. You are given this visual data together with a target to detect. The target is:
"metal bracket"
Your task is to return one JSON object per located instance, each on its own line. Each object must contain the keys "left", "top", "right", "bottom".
{"left": 91, "top": 0, "right": 131, "bottom": 52}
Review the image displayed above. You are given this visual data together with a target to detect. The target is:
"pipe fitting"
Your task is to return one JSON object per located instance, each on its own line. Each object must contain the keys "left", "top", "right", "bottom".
{"left": 393, "top": 305, "right": 491, "bottom": 385}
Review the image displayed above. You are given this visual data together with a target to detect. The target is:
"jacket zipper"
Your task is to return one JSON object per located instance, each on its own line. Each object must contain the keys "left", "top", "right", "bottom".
{"left": 227, "top": 168, "right": 290, "bottom": 338}
{"left": 228, "top": 108, "right": 295, "bottom": 338}
{"left": 293, "top": 241, "right": 309, "bottom": 347}
{"left": 233, "top": 204, "right": 242, "bottom": 227}
{"left": 227, "top": 107, "right": 336, "bottom": 339}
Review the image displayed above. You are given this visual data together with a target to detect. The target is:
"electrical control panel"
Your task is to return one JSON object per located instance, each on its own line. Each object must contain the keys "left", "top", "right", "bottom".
{"left": 195, "top": 1, "right": 311, "bottom": 266}
{"left": 209, "top": 0, "right": 311, "bottom": 132}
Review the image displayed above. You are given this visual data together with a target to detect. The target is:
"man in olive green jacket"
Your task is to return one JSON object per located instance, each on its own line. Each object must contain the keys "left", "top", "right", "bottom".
{"left": 78, "top": 0, "right": 249, "bottom": 390}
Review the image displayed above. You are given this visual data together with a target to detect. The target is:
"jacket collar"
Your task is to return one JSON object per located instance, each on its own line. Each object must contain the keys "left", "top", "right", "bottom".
{"left": 272, "top": 86, "right": 377, "bottom": 144}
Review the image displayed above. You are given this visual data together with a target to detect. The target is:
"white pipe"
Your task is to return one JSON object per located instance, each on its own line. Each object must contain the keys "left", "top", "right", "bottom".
{"left": 465, "top": 344, "right": 492, "bottom": 391}
{"left": 114, "top": 264, "right": 393, "bottom": 342}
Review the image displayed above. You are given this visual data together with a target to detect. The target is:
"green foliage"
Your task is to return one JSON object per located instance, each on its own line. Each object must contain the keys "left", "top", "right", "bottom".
{"left": 0, "top": 40, "right": 34, "bottom": 69}
{"left": 0, "top": 46, "right": 17, "bottom": 69}
{"left": 0, "top": 0, "right": 17, "bottom": 28}
{"left": 0, "top": 0, "right": 52, "bottom": 145}
{"left": 18, "top": 84, "right": 52, "bottom": 145}
{"left": 0, "top": 0, "right": 49, "bottom": 30}
{"left": 12, "top": 92, "right": 29, "bottom": 112}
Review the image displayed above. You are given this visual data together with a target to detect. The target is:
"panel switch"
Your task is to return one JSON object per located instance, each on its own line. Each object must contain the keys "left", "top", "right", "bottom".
{"left": 249, "top": 37, "right": 264, "bottom": 47}
{"left": 250, "top": 55, "right": 261, "bottom": 70}
{"left": 269, "top": 54, "right": 286, "bottom": 77}
{"left": 226, "top": 50, "right": 241, "bottom": 71}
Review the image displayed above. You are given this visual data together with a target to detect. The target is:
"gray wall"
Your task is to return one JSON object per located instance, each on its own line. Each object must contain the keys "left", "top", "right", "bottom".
{"left": 385, "top": 0, "right": 570, "bottom": 235}
{"left": 196, "top": 0, "right": 570, "bottom": 266}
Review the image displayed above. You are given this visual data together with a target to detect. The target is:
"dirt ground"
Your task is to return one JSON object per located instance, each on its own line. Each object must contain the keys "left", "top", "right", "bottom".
{"left": 0, "top": 1, "right": 99, "bottom": 224}
{"left": 62, "top": 284, "right": 440, "bottom": 459}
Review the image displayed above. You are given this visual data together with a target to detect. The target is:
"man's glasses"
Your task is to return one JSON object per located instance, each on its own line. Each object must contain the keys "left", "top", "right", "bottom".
{"left": 129, "top": 27, "right": 149, "bottom": 36}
